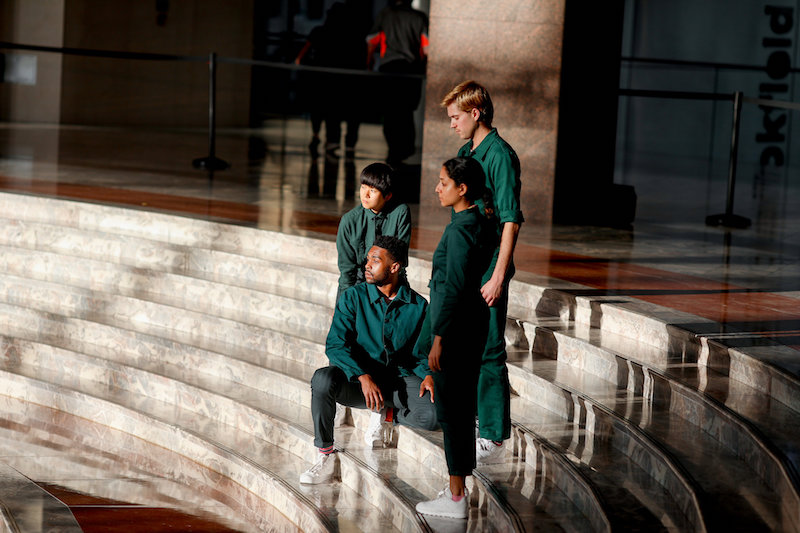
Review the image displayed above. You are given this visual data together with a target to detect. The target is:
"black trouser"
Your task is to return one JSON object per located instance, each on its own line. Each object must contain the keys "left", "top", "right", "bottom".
{"left": 310, "top": 366, "right": 438, "bottom": 448}
{"left": 378, "top": 60, "right": 423, "bottom": 163}
{"left": 416, "top": 302, "right": 486, "bottom": 477}
{"left": 433, "top": 355, "right": 481, "bottom": 477}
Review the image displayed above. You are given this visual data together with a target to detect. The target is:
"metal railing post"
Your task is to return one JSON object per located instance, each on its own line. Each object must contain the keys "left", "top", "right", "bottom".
{"left": 705, "top": 91, "right": 751, "bottom": 228}
{"left": 193, "top": 52, "right": 229, "bottom": 173}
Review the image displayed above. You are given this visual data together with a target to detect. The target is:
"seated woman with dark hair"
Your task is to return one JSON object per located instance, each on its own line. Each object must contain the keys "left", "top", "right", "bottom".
{"left": 415, "top": 157, "right": 497, "bottom": 519}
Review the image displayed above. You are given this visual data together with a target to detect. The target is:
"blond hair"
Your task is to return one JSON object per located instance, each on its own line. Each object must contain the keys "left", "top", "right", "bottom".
{"left": 440, "top": 80, "right": 494, "bottom": 126}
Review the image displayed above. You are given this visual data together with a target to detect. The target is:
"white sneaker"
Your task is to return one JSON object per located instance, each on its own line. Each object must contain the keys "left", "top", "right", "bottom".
{"left": 476, "top": 438, "right": 505, "bottom": 464}
{"left": 416, "top": 487, "right": 469, "bottom": 519}
{"left": 299, "top": 453, "right": 339, "bottom": 484}
{"left": 364, "top": 408, "right": 392, "bottom": 448}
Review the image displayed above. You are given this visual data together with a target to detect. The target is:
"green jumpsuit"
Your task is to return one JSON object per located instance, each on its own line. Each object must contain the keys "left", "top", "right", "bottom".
{"left": 457, "top": 128, "right": 523, "bottom": 442}
{"left": 415, "top": 206, "right": 496, "bottom": 476}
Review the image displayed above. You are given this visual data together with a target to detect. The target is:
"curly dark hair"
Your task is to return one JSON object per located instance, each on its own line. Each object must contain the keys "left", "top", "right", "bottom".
{"left": 373, "top": 235, "right": 408, "bottom": 267}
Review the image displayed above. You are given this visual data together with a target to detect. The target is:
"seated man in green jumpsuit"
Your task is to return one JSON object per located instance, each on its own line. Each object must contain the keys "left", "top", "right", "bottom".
{"left": 300, "top": 235, "right": 438, "bottom": 484}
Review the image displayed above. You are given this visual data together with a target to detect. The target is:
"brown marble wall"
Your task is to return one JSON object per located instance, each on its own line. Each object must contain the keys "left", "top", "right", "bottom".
{"left": 0, "top": 0, "right": 65, "bottom": 123}
{"left": 59, "top": 0, "right": 253, "bottom": 128}
{"left": 420, "top": 0, "right": 565, "bottom": 226}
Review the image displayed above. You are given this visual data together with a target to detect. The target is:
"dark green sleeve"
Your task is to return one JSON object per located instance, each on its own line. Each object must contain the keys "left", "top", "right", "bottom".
{"left": 485, "top": 150, "right": 523, "bottom": 225}
{"left": 395, "top": 204, "right": 412, "bottom": 244}
{"left": 430, "top": 225, "right": 471, "bottom": 339}
{"left": 410, "top": 301, "right": 431, "bottom": 379}
{"left": 325, "top": 289, "right": 366, "bottom": 380}
{"left": 336, "top": 211, "right": 360, "bottom": 294}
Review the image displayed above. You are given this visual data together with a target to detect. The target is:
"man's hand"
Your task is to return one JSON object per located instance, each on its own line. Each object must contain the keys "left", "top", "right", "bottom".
{"left": 358, "top": 374, "right": 384, "bottom": 411}
{"left": 481, "top": 275, "right": 505, "bottom": 307}
{"left": 419, "top": 375, "right": 435, "bottom": 403}
{"left": 481, "top": 221, "right": 519, "bottom": 306}
{"left": 428, "top": 336, "right": 444, "bottom": 372}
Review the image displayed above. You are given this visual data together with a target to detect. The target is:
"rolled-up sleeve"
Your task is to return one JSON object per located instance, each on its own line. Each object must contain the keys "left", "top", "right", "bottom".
{"left": 486, "top": 150, "right": 523, "bottom": 225}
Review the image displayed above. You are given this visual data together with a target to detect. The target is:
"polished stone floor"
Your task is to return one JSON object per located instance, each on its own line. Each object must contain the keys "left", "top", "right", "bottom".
{"left": 0, "top": 118, "right": 799, "bottom": 530}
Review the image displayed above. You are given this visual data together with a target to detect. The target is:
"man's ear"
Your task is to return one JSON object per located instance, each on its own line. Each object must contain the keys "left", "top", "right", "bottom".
{"left": 471, "top": 107, "right": 482, "bottom": 122}
{"left": 390, "top": 261, "right": 401, "bottom": 274}
{"left": 384, "top": 191, "right": 393, "bottom": 203}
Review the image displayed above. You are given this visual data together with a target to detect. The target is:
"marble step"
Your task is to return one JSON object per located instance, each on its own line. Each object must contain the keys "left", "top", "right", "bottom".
{"left": 0, "top": 258, "right": 782, "bottom": 524}
{"left": 0, "top": 254, "right": 332, "bottom": 342}
{"left": 0, "top": 198, "right": 429, "bottom": 300}
{"left": 4, "top": 191, "right": 798, "bottom": 530}
{"left": 0, "top": 274, "right": 736, "bottom": 528}
{"left": 0, "top": 193, "right": 340, "bottom": 267}
{"left": 507, "top": 270, "right": 800, "bottom": 416}
{"left": 473, "top": 461, "right": 605, "bottom": 533}
{"left": 0, "top": 462, "right": 83, "bottom": 533}
{"left": 0, "top": 302, "right": 322, "bottom": 407}
{"left": 508, "top": 395, "right": 702, "bottom": 532}
{"left": 0, "top": 217, "right": 433, "bottom": 308}
{"left": 0, "top": 304, "right": 601, "bottom": 532}
{"left": 0, "top": 331, "right": 600, "bottom": 532}
{"left": 518, "top": 322, "right": 800, "bottom": 527}
{"left": 0, "top": 354, "right": 415, "bottom": 533}
{"left": 350, "top": 406, "right": 607, "bottom": 533}
{"left": 5, "top": 192, "right": 798, "bottom": 418}
{"left": 0, "top": 221, "right": 339, "bottom": 309}
{"left": 508, "top": 351, "right": 796, "bottom": 531}
{"left": 0, "top": 372, "right": 335, "bottom": 532}
{"left": 3, "top": 207, "right": 796, "bottom": 444}
{"left": 5, "top": 191, "right": 799, "bottom": 407}
{"left": 0, "top": 307, "right": 602, "bottom": 533}
{"left": 0, "top": 400, "right": 261, "bottom": 533}
{"left": 0, "top": 274, "right": 332, "bottom": 372}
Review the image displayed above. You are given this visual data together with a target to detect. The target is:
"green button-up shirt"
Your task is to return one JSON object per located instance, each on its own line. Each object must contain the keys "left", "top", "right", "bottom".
{"left": 458, "top": 128, "right": 524, "bottom": 227}
{"left": 326, "top": 282, "right": 429, "bottom": 383}
{"left": 458, "top": 128, "right": 523, "bottom": 283}
{"left": 336, "top": 202, "right": 412, "bottom": 296}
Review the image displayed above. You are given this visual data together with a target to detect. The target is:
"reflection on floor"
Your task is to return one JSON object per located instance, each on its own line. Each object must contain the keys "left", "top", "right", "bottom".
{"left": 0, "top": 119, "right": 799, "bottom": 530}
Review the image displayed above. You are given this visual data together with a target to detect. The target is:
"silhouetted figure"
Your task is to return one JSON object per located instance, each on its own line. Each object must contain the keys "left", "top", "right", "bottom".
{"left": 295, "top": 2, "right": 368, "bottom": 156}
{"left": 367, "top": 0, "right": 428, "bottom": 166}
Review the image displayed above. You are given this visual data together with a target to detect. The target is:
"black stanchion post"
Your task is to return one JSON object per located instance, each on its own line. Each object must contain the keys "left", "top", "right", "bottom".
{"left": 193, "top": 52, "right": 229, "bottom": 172}
{"left": 706, "top": 90, "right": 751, "bottom": 228}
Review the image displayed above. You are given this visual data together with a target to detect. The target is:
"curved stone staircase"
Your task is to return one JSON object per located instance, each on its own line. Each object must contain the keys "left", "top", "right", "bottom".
{"left": 0, "top": 191, "right": 798, "bottom": 532}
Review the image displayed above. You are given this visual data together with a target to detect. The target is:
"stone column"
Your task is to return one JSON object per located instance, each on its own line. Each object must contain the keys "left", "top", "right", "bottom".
{"left": 419, "top": 0, "right": 566, "bottom": 228}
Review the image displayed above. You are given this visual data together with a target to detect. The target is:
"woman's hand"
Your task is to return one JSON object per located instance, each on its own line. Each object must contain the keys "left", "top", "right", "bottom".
{"left": 428, "top": 336, "right": 444, "bottom": 372}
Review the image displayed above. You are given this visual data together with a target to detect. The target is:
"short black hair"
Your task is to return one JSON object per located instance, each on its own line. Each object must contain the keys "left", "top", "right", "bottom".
{"left": 373, "top": 235, "right": 408, "bottom": 267}
{"left": 360, "top": 162, "right": 394, "bottom": 196}
{"left": 442, "top": 157, "right": 486, "bottom": 202}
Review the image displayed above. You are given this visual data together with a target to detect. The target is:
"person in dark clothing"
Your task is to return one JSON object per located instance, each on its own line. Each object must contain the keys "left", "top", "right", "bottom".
{"left": 366, "top": 0, "right": 428, "bottom": 166}
{"left": 335, "top": 163, "right": 411, "bottom": 301}
{"left": 414, "top": 157, "right": 497, "bottom": 519}
{"left": 300, "top": 235, "right": 436, "bottom": 485}
{"left": 296, "top": 2, "right": 368, "bottom": 156}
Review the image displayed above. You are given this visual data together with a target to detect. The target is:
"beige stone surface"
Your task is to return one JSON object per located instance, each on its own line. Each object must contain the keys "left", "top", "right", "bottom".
{"left": 421, "top": 0, "right": 566, "bottom": 225}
